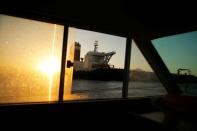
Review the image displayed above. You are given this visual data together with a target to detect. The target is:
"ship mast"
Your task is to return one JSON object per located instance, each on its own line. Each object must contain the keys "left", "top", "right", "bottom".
{"left": 94, "top": 40, "right": 98, "bottom": 52}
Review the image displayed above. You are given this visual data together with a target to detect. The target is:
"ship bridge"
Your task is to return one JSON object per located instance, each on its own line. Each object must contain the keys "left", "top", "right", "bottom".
{"left": 83, "top": 41, "right": 116, "bottom": 70}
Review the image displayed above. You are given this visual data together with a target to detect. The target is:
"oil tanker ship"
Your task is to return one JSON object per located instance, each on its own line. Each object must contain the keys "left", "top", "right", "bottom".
{"left": 73, "top": 41, "right": 124, "bottom": 81}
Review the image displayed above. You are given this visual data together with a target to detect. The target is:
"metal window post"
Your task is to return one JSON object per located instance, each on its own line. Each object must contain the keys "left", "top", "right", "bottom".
{"left": 59, "top": 25, "right": 69, "bottom": 102}
{"left": 122, "top": 36, "right": 132, "bottom": 98}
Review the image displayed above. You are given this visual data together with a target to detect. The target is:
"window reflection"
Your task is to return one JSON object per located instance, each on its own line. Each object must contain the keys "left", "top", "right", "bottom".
{"left": 0, "top": 14, "right": 64, "bottom": 103}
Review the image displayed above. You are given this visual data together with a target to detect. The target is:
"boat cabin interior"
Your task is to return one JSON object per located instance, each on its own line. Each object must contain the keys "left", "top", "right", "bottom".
{"left": 0, "top": 1, "right": 197, "bottom": 130}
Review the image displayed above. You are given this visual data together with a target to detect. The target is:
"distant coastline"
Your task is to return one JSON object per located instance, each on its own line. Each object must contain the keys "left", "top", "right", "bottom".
{"left": 73, "top": 68, "right": 160, "bottom": 82}
{"left": 73, "top": 68, "right": 197, "bottom": 83}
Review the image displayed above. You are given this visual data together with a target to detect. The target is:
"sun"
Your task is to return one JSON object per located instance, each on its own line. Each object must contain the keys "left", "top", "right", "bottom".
{"left": 37, "top": 56, "right": 60, "bottom": 101}
{"left": 37, "top": 57, "right": 60, "bottom": 75}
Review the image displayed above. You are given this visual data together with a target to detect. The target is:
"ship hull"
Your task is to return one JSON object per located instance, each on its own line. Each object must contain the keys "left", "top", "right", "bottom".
{"left": 73, "top": 68, "right": 124, "bottom": 81}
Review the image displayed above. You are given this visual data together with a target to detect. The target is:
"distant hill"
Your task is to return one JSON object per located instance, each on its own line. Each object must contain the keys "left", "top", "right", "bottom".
{"left": 172, "top": 74, "right": 197, "bottom": 83}
{"left": 129, "top": 69, "right": 197, "bottom": 83}
{"left": 129, "top": 69, "right": 160, "bottom": 82}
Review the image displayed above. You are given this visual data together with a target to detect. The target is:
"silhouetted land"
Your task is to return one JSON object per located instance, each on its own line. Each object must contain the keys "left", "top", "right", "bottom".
{"left": 73, "top": 68, "right": 197, "bottom": 83}
{"left": 73, "top": 69, "right": 160, "bottom": 82}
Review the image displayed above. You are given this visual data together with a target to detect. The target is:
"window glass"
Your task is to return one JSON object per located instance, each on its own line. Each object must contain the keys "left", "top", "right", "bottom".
{"left": 64, "top": 28, "right": 126, "bottom": 100}
{"left": 0, "top": 14, "right": 64, "bottom": 103}
{"left": 152, "top": 31, "right": 197, "bottom": 95}
{"left": 129, "top": 40, "right": 166, "bottom": 97}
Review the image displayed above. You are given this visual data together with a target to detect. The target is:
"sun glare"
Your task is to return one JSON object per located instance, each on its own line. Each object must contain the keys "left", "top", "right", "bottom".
{"left": 36, "top": 24, "right": 59, "bottom": 101}
{"left": 36, "top": 56, "right": 60, "bottom": 101}
{"left": 37, "top": 57, "right": 60, "bottom": 75}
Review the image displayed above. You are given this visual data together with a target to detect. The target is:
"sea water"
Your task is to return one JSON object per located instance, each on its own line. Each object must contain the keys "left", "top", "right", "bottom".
{"left": 2, "top": 78, "right": 197, "bottom": 103}
{"left": 72, "top": 80, "right": 167, "bottom": 99}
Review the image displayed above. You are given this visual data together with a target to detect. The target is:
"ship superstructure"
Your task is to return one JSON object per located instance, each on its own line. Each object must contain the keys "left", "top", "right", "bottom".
{"left": 74, "top": 41, "right": 116, "bottom": 71}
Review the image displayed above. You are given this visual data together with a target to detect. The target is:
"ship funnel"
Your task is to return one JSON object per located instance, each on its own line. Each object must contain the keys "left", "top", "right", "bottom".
{"left": 74, "top": 42, "right": 81, "bottom": 61}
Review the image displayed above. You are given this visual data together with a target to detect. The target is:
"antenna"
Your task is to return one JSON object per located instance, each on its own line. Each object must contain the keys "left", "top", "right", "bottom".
{"left": 94, "top": 40, "right": 98, "bottom": 52}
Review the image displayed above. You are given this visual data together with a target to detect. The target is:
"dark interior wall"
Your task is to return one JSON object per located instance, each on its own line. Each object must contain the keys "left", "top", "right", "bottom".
{"left": 0, "top": 0, "right": 132, "bottom": 37}
{"left": 1, "top": 0, "right": 197, "bottom": 40}
{"left": 0, "top": 98, "right": 154, "bottom": 113}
